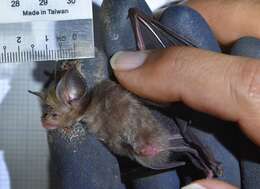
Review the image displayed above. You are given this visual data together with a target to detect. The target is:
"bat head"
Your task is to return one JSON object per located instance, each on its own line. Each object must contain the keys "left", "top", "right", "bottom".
{"left": 29, "top": 61, "right": 89, "bottom": 130}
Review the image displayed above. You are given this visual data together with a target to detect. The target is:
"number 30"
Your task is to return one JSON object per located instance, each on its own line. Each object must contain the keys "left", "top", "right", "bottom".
{"left": 67, "top": 0, "right": 76, "bottom": 4}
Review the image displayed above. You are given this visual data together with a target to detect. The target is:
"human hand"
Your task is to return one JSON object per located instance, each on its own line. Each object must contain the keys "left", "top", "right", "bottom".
{"left": 110, "top": 47, "right": 251, "bottom": 189}
{"left": 110, "top": 47, "right": 260, "bottom": 146}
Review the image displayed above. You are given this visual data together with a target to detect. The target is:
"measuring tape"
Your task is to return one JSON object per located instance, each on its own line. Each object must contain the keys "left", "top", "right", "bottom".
{"left": 0, "top": 0, "right": 94, "bottom": 63}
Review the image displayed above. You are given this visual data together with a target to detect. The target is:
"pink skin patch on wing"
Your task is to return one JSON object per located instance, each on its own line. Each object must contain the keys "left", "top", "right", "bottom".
{"left": 140, "top": 145, "right": 160, "bottom": 156}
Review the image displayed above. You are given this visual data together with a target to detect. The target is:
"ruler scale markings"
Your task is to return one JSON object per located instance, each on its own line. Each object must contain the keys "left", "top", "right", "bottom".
{"left": 71, "top": 49, "right": 74, "bottom": 58}
{"left": 60, "top": 49, "right": 62, "bottom": 59}
{"left": 27, "top": 51, "right": 30, "bottom": 62}
{"left": 22, "top": 51, "right": 25, "bottom": 62}
{"left": 60, "top": 49, "right": 64, "bottom": 59}
{"left": 42, "top": 50, "right": 44, "bottom": 60}
{"left": 7, "top": 52, "right": 10, "bottom": 63}
{"left": 57, "top": 50, "right": 59, "bottom": 60}
{"left": 18, "top": 46, "right": 21, "bottom": 62}
{"left": 51, "top": 50, "right": 54, "bottom": 60}
{"left": 36, "top": 50, "right": 38, "bottom": 61}
{"left": 39, "top": 50, "right": 41, "bottom": 60}
{"left": 67, "top": 49, "right": 69, "bottom": 59}
{"left": 73, "top": 43, "right": 76, "bottom": 57}
{"left": 35, "top": 50, "right": 37, "bottom": 61}
{"left": 68, "top": 49, "right": 70, "bottom": 59}
{"left": 45, "top": 44, "right": 48, "bottom": 59}
{"left": 10, "top": 52, "right": 12, "bottom": 63}
{"left": 0, "top": 0, "right": 94, "bottom": 63}
{"left": 31, "top": 49, "right": 34, "bottom": 60}
{"left": 12, "top": 52, "right": 14, "bottom": 63}
{"left": 68, "top": 49, "right": 70, "bottom": 58}
{"left": 21, "top": 51, "right": 23, "bottom": 62}
{"left": 3, "top": 47, "right": 7, "bottom": 63}
{"left": 26, "top": 51, "right": 28, "bottom": 62}
{"left": 13, "top": 52, "right": 15, "bottom": 63}
{"left": 62, "top": 49, "right": 65, "bottom": 59}
{"left": 70, "top": 49, "right": 72, "bottom": 58}
{"left": 13, "top": 52, "right": 16, "bottom": 63}
{"left": 26, "top": 51, "right": 29, "bottom": 62}
{"left": 65, "top": 49, "right": 68, "bottom": 58}
{"left": 48, "top": 49, "right": 51, "bottom": 60}
{"left": 36, "top": 51, "right": 38, "bottom": 61}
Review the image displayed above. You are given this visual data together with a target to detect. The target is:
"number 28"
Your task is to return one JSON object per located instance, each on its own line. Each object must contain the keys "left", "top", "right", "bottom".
{"left": 39, "top": 0, "right": 48, "bottom": 6}
{"left": 11, "top": 0, "right": 20, "bottom": 7}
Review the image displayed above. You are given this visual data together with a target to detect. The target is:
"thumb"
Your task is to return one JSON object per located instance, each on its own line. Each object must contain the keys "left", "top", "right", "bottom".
{"left": 182, "top": 179, "right": 238, "bottom": 189}
{"left": 110, "top": 48, "right": 182, "bottom": 102}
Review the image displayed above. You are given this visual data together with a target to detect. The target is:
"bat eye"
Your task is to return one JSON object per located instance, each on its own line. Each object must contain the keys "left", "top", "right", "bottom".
{"left": 51, "top": 113, "right": 59, "bottom": 118}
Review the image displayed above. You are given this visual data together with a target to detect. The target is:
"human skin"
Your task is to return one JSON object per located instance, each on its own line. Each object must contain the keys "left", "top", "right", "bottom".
{"left": 111, "top": 47, "right": 260, "bottom": 146}
{"left": 187, "top": 0, "right": 260, "bottom": 46}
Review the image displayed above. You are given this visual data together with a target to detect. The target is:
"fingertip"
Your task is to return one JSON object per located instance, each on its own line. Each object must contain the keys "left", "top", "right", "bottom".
{"left": 191, "top": 179, "right": 238, "bottom": 189}
{"left": 110, "top": 50, "right": 150, "bottom": 71}
{"left": 181, "top": 183, "right": 207, "bottom": 189}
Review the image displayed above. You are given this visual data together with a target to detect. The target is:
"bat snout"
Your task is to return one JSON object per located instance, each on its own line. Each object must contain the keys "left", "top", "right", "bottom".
{"left": 41, "top": 120, "right": 60, "bottom": 130}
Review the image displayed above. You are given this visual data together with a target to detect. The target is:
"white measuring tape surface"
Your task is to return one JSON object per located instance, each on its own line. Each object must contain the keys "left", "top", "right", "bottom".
{"left": 0, "top": 0, "right": 94, "bottom": 63}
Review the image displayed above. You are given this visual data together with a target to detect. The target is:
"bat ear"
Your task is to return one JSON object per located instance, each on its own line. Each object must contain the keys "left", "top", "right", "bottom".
{"left": 28, "top": 90, "right": 45, "bottom": 100}
{"left": 56, "top": 64, "right": 87, "bottom": 106}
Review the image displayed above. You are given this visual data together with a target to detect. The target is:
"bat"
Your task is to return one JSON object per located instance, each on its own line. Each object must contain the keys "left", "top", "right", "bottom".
{"left": 29, "top": 61, "right": 222, "bottom": 178}
{"left": 29, "top": 8, "right": 222, "bottom": 178}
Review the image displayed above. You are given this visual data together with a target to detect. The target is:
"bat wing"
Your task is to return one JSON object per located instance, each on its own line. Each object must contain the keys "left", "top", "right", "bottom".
{"left": 133, "top": 128, "right": 222, "bottom": 178}
{"left": 135, "top": 155, "right": 186, "bottom": 170}
{"left": 128, "top": 8, "right": 197, "bottom": 50}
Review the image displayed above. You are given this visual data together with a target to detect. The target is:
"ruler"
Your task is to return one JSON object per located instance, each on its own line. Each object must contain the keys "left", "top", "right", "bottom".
{"left": 0, "top": 0, "right": 94, "bottom": 63}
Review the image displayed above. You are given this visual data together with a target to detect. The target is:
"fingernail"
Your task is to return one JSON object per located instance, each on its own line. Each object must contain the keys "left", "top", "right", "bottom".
{"left": 181, "top": 183, "right": 207, "bottom": 189}
{"left": 110, "top": 51, "right": 149, "bottom": 71}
